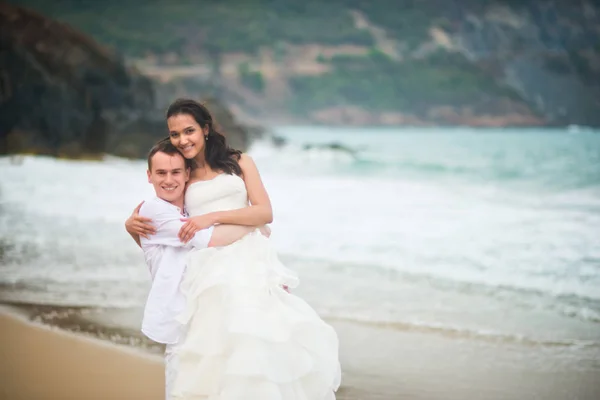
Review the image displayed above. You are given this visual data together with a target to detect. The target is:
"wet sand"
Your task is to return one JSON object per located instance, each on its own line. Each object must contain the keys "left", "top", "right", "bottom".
{"left": 1, "top": 304, "right": 599, "bottom": 400}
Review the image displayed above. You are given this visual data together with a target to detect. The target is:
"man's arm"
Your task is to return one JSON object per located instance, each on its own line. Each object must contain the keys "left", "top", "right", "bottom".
{"left": 141, "top": 201, "right": 260, "bottom": 250}
{"left": 140, "top": 202, "right": 212, "bottom": 249}
{"left": 148, "top": 219, "right": 255, "bottom": 249}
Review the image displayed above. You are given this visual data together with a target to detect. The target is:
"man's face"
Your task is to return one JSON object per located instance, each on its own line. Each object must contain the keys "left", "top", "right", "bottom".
{"left": 147, "top": 151, "right": 190, "bottom": 205}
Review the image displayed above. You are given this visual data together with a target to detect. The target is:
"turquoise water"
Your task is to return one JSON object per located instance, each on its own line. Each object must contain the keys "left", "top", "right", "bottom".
{"left": 1, "top": 126, "right": 599, "bottom": 366}
{"left": 270, "top": 126, "right": 600, "bottom": 191}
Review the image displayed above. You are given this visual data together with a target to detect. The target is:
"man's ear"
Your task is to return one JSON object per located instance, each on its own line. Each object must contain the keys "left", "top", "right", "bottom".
{"left": 147, "top": 169, "right": 152, "bottom": 183}
{"left": 185, "top": 167, "right": 191, "bottom": 182}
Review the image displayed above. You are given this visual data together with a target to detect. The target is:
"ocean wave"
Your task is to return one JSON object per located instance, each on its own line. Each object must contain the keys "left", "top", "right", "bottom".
{"left": 281, "top": 255, "right": 600, "bottom": 325}
{"left": 250, "top": 137, "right": 600, "bottom": 190}
{"left": 325, "top": 314, "right": 600, "bottom": 349}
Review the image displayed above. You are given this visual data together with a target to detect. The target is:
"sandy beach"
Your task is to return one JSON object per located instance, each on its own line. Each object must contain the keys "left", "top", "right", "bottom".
{"left": 0, "top": 305, "right": 164, "bottom": 400}
{"left": 1, "top": 304, "right": 598, "bottom": 400}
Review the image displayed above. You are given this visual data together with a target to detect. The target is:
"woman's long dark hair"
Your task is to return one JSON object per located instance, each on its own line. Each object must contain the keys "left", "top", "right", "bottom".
{"left": 166, "top": 98, "right": 242, "bottom": 176}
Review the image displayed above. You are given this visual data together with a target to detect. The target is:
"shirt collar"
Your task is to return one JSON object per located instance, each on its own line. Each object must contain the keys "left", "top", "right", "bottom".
{"left": 155, "top": 197, "right": 187, "bottom": 216}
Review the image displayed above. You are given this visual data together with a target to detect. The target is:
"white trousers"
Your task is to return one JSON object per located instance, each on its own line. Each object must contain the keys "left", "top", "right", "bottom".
{"left": 164, "top": 343, "right": 178, "bottom": 400}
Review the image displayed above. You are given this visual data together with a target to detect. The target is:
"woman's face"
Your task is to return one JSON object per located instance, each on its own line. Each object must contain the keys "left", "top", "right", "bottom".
{"left": 167, "top": 113, "right": 208, "bottom": 160}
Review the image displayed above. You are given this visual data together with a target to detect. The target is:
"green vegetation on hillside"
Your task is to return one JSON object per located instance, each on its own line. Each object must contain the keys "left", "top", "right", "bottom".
{"left": 342, "top": 0, "right": 449, "bottom": 49}
{"left": 238, "top": 62, "right": 265, "bottom": 93}
{"left": 290, "top": 49, "right": 521, "bottom": 114}
{"left": 9, "top": 0, "right": 527, "bottom": 117}
{"left": 12, "top": 0, "right": 458, "bottom": 56}
{"left": 11, "top": 0, "right": 375, "bottom": 56}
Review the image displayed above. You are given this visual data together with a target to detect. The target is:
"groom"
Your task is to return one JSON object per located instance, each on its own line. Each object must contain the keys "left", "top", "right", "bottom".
{"left": 136, "top": 140, "right": 259, "bottom": 399}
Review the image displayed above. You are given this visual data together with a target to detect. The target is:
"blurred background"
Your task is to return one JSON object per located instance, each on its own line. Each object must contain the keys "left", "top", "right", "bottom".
{"left": 1, "top": 1, "right": 600, "bottom": 399}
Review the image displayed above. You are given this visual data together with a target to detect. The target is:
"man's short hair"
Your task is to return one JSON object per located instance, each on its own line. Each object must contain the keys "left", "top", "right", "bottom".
{"left": 147, "top": 138, "right": 192, "bottom": 171}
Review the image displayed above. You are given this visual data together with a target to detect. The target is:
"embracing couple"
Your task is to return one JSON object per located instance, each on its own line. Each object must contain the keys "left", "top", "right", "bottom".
{"left": 125, "top": 99, "right": 341, "bottom": 400}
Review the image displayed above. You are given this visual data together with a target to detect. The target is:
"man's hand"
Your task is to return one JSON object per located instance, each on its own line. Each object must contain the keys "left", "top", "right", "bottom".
{"left": 259, "top": 225, "right": 272, "bottom": 238}
{"left": 179, "top": 213, "right": 217, "bottom": 243}
{"left": 125, "top": 202, "right": 155, "bottom": 239}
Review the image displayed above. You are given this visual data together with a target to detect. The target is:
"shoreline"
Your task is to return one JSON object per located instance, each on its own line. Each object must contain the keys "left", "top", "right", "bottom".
{"left": 0, "top": 304, "right": 355, "bottom": 400}
{"left": 2, "top": 303, "right": 599, "bottom": 400}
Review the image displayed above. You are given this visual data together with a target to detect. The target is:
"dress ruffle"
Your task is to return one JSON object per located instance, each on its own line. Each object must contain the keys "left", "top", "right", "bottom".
{"left": 172, "top": 231, "right": 341, "bottom": 400}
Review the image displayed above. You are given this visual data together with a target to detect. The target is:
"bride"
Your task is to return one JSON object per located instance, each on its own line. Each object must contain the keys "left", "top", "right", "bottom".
{"left": 126, "top": 98, "right": 341, "bottom": 399}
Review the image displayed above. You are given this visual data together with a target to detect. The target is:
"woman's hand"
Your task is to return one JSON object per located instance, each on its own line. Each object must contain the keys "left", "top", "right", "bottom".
{"left": 178, "top": 213, "right": 217, "bottom": 243}
{"left": 125, "top": 202, "right": 155, "bottom": 239}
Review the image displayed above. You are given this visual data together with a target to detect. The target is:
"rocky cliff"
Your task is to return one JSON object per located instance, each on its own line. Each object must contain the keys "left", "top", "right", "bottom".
{"left": 438, "top": 0, "right": 600, "bottom": 126}
{"left": 0, "top": 3, "right": 252, "bottom": 158}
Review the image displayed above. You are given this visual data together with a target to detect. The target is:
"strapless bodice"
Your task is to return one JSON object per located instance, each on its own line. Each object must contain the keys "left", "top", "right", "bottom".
{"left": 185, "top": 173, "right": 248, "bottom": 216}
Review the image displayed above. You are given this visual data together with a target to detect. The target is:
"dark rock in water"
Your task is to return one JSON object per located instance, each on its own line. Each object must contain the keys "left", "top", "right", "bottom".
{"left": 0, "top": 3, "right": 251, "bottom": 159}
{"left": 271, "top": 135, "right": 288, "bottom": 148}
{"left": 302, "top": 142, "right": 358, "bottom": 158}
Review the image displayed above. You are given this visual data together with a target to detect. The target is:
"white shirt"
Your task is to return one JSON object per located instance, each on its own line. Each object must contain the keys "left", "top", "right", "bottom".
{"left": 139, "top": 197, "right": 213, "bottom": 344}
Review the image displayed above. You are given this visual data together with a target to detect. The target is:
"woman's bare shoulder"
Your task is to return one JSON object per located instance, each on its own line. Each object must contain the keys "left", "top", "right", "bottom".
{"left": 238, "top": 153, "right": 256, "bottom": 169}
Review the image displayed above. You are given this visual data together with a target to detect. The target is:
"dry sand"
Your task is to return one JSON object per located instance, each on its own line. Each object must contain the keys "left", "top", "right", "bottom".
{"left": 0, "top": 306, "right": 164, "bottom": 400}
{"left": 1, "top": 305, "right": 599, "bottom": 400}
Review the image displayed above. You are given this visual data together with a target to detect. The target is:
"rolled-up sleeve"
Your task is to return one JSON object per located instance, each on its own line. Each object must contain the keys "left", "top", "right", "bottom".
{"left": 140, "top": 199, "right": 213, "bottom": 250}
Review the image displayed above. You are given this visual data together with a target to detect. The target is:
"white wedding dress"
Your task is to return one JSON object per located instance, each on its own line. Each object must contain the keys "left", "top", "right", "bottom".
{"left": 171, "top": 173, "right": 341, "bottom": 400}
